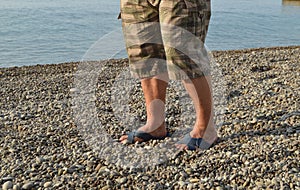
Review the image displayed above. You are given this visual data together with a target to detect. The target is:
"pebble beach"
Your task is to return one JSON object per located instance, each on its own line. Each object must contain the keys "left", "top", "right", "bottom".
{"left": 0, "top": 46, "right": 299, "bottom": 189}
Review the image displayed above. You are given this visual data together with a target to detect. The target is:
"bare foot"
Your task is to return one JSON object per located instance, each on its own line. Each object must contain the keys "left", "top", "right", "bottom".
{"left": 119, "top": 123, "right": 167, "bottom": 144}
{"left": 176, "top": 125, "right": 218, "bottom": 150}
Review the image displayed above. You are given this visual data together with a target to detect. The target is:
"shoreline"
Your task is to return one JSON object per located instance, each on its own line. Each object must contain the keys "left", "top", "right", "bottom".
{"left": 0, "top": 45, "right": 299, "bottom": 189}
{"left": 1, "top": 45, "right": 300, "bottom": 70}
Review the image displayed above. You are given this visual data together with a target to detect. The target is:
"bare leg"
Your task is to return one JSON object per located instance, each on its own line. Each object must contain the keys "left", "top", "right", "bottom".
{"left": 119, "top": 73, "right": 169, "bottom": 143}
{"left": 176, "top": 76, "right": 218, "bottom": 150}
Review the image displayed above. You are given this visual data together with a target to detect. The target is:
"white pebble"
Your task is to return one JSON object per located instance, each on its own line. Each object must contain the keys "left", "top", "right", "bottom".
{"left": 2, "top": 181, "right": 13, "bottom": 190}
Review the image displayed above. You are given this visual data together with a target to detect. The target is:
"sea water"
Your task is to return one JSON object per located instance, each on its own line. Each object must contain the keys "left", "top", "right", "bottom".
{"left": 0, "top": 0, "right": 299, "bottom": 67}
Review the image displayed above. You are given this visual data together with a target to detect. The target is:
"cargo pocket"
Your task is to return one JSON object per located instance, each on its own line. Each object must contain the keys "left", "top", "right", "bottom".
{"left": 121, "top": 0, "right": 156, "bottom": 23}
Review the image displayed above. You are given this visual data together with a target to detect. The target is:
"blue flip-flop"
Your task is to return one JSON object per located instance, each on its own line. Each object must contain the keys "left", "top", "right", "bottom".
{"left": 124, "top": 130, "right": 169, "bottom": 144}
{"left": 176, "top": 133, "right": 217, "bottom": 150}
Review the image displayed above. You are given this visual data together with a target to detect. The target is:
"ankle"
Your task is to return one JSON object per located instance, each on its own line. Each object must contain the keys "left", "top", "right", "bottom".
{"left": 141, "top": 122, "right": 166, "bottom": 133}
{"left": 189, "top": 130, "right": 205, "bottom": 138}
{"left": 190, "top": 124, "right": 217, "bottom": 138}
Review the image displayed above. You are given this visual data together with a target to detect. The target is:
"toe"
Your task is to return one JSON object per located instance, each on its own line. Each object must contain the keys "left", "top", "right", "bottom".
{"left": 119, "top": 135, "right": 128, "bottom": 142}
{"left": 175, "top": 144, "right": 187, "bottom": 150}
{"left": 119, "top": 135, "right": 143, "bottom": 144}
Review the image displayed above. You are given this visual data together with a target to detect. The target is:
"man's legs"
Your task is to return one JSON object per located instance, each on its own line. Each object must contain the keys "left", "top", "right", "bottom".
{"left": 119, "top": 74, "right": 169, "bottom": 143}
{"left": 119, "top": 73, "right": 218, "bottom": 148}
{"left": 176, "top": 76, "right": 218, "bottom": 150}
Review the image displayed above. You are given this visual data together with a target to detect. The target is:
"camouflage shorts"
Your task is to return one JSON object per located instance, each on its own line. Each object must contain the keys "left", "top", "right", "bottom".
{"left": 120, "top": 0, "right": 211, "bottom": 80}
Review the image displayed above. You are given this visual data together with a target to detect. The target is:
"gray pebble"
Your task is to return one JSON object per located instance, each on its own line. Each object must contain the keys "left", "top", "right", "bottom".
{"left": 13, "top": 184, "right": 21, "bottom": 190}
{"left": 22, "top": 182, "right": 33, "bottom": 190}
{"left": 2, "top": 181, "right": 13, "bottom": 190}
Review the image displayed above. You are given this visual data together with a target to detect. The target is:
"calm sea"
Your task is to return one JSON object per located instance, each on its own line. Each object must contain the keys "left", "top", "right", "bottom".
{"left": 0, "top": 0, "right": 300, "bottom": 68}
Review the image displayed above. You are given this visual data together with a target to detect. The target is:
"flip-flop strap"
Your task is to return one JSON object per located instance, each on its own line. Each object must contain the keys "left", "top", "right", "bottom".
{"left": 188, "top": 138, "right": 202, "bottom": 150}
{"left": 126, "top": 131, "right": 157, "bottom": 144}
{"left": 177, "top": 134, "right": 203, "bottom": 150}
{"left": 127, "top": 131, "right": 136, "bottom": 144}
{"left": 134, "top": 131, "right": 156, "bottom": 141}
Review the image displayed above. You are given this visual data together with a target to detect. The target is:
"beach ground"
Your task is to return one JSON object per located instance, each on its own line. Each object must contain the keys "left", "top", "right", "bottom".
{"left": 0, "top": 46, "right": 299, "bottom": 189}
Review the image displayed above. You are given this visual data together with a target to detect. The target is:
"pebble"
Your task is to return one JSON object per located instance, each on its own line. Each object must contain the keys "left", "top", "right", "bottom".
{"left": 2, "top": 177, "right": 14, "bottom": 182}
{"left": 70, "top": 88, "right": 80, "bottom": 93}
{"left": 22, "top": 182, "right": 33, "bottom": 190}
{"left": 226, "top": 151, "right": 232, "bottom": 157}
{"left": 116, "top": 177, "right": 127, "bottom": 184}
{"left": 35, "top": 157, "right": 44, "bottom": 164}
{"left": 95, "top": 164, "right": 102, "bottom": 171}
{"left": 101, "top": 186, "right": 110, "bottom": 190}
{"left": 2, "top": 181, "right": 13, "bottom": 190}
{"left": 178, "top": 181, "right": 185, "bottom": 186}
{"left": 13, "top": 184, "right": 21, "bottom": 190}
{"left": 187, "top": 183, "right": 193, "bottom": 189}
{"left": 189, "top": 178, "right": 199, "bottom": 183}
{"left": 43, "top": 182, "right": 52, "bottom": 188}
